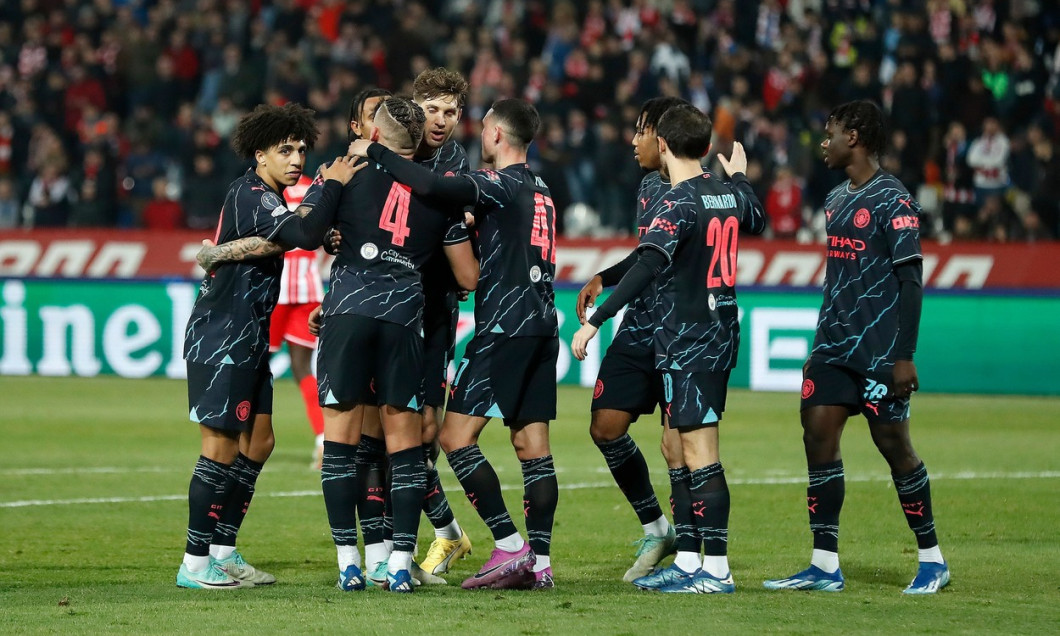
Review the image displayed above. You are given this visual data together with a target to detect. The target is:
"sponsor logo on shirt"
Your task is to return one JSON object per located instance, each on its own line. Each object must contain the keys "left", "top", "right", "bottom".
{"left": 381, "top": 249, "right": 415, "bottom": 269}
{"left": 892, "top": 215, "right": 919, "bottom": 230}
{"left": 827, "top": 235, "right": 866, "bottom": 260}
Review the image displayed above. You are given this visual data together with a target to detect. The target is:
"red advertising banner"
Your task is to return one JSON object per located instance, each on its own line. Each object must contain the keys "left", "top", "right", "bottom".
{"left": 1, "top": 229, "right": 1058, "bottom": 289}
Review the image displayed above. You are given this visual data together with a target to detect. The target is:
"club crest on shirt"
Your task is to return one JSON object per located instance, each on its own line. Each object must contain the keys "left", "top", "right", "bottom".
{"left": 261, "top": 191, "right": 284, "bottom": 212}
{"left": 360, "top": 242, "right": 379, "bottom": 259}
{"left": 529, "top": 265, "right": 542, "bottom": 283}
{"left": 854, "top": 207, "right": 871, "bottom": 228}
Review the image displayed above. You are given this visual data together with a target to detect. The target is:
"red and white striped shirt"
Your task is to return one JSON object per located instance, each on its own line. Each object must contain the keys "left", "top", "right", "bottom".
{"left": 279, "top": 175, "right": 324, "bottom": 305}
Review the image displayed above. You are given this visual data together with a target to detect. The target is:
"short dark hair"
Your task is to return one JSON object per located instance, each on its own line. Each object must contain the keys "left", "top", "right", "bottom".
{"left": 637, "top": 96, "right": 691, "bottom": 132}
{"left": 230, "top": 103, "right": 319, "bottom": 159}
{"left": 656, "top": 105, "right": 712, "bottom": 159}
{"left": 827, "top": 100, "right": 885, "bottom": 157}
{"left": 348, "top": 87, "right": 392, "bottom": 129}
{"left": 413, "top": 67, "right": 469, "bottom": 109}
{"left": 489, "top": 98, "right": 540, "bottom": 148}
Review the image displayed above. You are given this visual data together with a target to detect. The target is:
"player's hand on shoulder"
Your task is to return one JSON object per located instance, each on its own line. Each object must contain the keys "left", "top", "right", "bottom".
{"left": 321, "top": 156, "right": 362, "bottom": 185}
{"left": 307, "top": 305, "right": 323, "bottom": 337}
{"left": 718, "top": 141, "right": 747, "bottom": 177}
{"left": 576, "top": 275, "right": 604, "bottom": 325}
{"left": 348, "top": 139, "right": 372, "bottom": 158}
{"left": 892, "top": 360, "right": 919, "bottom": 398}
{"left": 571, "top": 323, "right": 599, "bottom": 361}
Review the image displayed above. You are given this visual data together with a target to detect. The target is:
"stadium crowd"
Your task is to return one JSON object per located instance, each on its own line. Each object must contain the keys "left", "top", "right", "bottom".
{"left": 0, "top": 0, "right": 1058, "bottom": 241}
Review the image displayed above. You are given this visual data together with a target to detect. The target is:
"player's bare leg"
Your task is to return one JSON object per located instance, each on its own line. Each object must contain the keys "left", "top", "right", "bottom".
{"left": 322, "top": 404, "right": 366, "bottom": 591}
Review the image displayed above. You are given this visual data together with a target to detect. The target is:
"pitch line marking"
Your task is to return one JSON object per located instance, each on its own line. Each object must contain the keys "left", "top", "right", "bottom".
{"left": 2, "top": 471, "right": 1058, "bottom": 508}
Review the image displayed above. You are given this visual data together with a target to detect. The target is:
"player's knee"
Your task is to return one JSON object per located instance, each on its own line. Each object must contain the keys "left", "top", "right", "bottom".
{"left": 588, "top": 411, "right": 628, "bottom": 444}
{"left": 421, "top": 419, "right": 438, "bottom": 445}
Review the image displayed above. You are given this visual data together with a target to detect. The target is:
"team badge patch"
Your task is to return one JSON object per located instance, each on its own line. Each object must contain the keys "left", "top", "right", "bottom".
{"left": 529, "top": 266, "right": 542, "bottom": 283}
{"left": 261, "top": 191, "right": 285, "bottom": 213}
{"left": 236, "top": 400, "right": 252, "bottom": 422}
{"left": 854, "top": 208, "right": 871, "bottom": 228}
{"left": 801, "top": 379, "right": 815, "bottom": 399}
{"left": 594, "top": 379, "right": 604, "bottom": 399}
{"left": 360, "top": 242, "right": 379, "bottom": 259}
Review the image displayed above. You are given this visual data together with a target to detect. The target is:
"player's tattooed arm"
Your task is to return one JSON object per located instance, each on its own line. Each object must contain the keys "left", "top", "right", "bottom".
{"left": 196, "top": 237, "right": 284, "bottom": 272}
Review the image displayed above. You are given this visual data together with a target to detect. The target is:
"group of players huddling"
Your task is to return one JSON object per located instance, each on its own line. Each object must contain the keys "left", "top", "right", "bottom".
{"left": 176, "top": 63, "right": 950, "bottom": 596}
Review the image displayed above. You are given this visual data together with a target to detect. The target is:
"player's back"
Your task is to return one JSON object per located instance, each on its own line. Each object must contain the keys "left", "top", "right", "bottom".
{"left": 471, "top": 164, "right": 558, "bottom": 338}
{"left": 322, "top": 162, "right": 451, "bottom": 331}
{"left": 645, "top": 173, "right": 753, "bottom": 372}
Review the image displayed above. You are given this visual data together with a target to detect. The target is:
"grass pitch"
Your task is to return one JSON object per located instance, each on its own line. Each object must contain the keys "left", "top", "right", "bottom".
{"left": 1, "top": 375, "right": 1058, "bottom": 634}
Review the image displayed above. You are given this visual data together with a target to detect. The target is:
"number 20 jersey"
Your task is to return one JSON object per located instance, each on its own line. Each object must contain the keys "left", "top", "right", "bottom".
{"left": 321, "top": 163, "right": 460, "bottom": 333}
{"left": 639, "top": 172, "right": 765, "bottom": 372}
{"left": 466, "top": 164, "right": 558, "bottom": 338}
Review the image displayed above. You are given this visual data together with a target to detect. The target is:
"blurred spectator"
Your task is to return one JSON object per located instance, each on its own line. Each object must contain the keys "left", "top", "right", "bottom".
{"left": 765, "top": 166, "right": 802, "bottom": 239}
{"left": 967, "top": 117, "right": 1011, "bottom": 205}
{"left": 182, "top": 152, "right": 229, "bottom": 231}
{"left": 141, "top": 176, "right": 184, "bottom": 230}
{"left": 24, "top": 163, "right": 74, "bottom": 228}
{"left": 0, "top": 176, "right": 20, "bottom": 228}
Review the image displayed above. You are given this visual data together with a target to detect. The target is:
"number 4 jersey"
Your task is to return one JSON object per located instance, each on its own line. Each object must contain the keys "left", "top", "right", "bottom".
{"left": 467, "top": 164, "right": 558, "bottom": 338}
{"left": 320, "top": 163, "right": 465, "bottom": 333}
{"left": 639, "top": 172, "right": 765, "bottom": 372}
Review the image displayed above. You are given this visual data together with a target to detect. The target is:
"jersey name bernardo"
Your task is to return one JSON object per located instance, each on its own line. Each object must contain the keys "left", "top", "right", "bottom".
{"left": 700, "top": 193, "right": 737, "bottom": 209}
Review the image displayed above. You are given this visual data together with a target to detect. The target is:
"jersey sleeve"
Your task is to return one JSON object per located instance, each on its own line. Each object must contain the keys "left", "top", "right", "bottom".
{"left": 638, "top": 199, "right": 691, "bottom": 263}
{"left": 883, "top": 192, "right": 923, "bottom": 266}
{"left": 294, "top": 170, "right": 328, "bottom": 211}
{"left": 444, "top": 220, "right": 471, "bottom": 245}
{"left": 466, "top": 169, "right": 520, "bottom": 214}
{"left": 233, "top": 180, "right": 298, "bottom": 241}
{"left": 729, "top": 173, "right": 767, "bottom": 235}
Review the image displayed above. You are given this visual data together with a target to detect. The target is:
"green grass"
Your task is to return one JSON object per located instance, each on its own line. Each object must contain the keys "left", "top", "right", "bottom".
{"left": 1, "top": 375, "right": 1058, "bottom": 634}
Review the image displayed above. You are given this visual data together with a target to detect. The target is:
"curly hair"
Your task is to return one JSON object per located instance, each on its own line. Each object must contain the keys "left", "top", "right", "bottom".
{"left": 374, "top": 97, "right": 426, "bottom": 154}
{"left": 827, "top": 100, "right": 886, "bottom": 158}
{"left": 230, "top": 103, "right": 319, "bottom": 159}
{"left": 412, "top": 67, "right": 469, "bottom": 108}
{"left": 637, "top": 96, "right": 692, "bottom": 133}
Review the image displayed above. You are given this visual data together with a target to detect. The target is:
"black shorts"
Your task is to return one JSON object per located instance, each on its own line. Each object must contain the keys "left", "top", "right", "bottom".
{"left": 447, "top": 333, "right": 558, "bottom": 424}
{"left": 317, "top": 314, "right": 425, "bottom": 409}
{"left": 662, "top": 369, "right": 730, "bottom": 430}
{"left": 800, "top": 362, "right": 910, "bottom": 425}
{"left": 186, "top": 361, "right": 273, "bottom": 432}
{"left": 591, "top": 343, "right": 664, "bottom": 422}
{"left": 422, "top": 302, "right": 458, "bottom": 408}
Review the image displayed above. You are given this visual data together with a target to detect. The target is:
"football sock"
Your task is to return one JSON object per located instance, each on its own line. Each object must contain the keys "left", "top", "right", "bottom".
{"left": 673, "top": 551, "right": 700, "bottom": 573}
{"left": 388, "top": 447, "right": 426, "bottom": 556}
{"left": 422, "top": 443, "right": 457, "bottom": 531}
{"left": 495, "top": 532, "right": 525, "bottom": 552}
{"left": 689, "top": 462, "right": 729, "bottom": 559}
{"left": 364, "top": 543, "right": 389, "bottom": 572}
{"left": 435, "top": 520, "right": 462, "bottom": 540}
{"left": 919, "top": 546, "right": 945, "bottom": 564}
{"left": 893, "top": 462, "right": 939, "bottom": 550}
{"left": 321, "top": 440, "right": 359, "bottom": 549}
{"left": 702, "top": 555, "right": 730, "bottom": 579}
{"left": 389, "top": 550, "right": 413, "bottom": 574}
{"left": 210, "top": 544, "right": 235, "bottom": 560}
{"left": 596, "top": 434, "right": 664, "bottom": 525}
{"left": 336, "top": 544, "right": 360, "bottom": 571}
{"left": 355, "top": 435, "right": 388, "bottom": 546}
{"left": 185, "top": 456, "right": 231, "bottom": 560}
{"left": 811, "top": 549, "right": 840, "bottom": 573}
{"left": 533, "top": 555, "right": 551, "bottom": 573}
{"left": 183, "top": 553, "right": 210, "bottom": 572}
{"left": 668, "top": 466, "right": 697, "bottom": 553}
{"left": 446, "top": 444, "right": 519, "bottom": 542}
{"left": 521, "top": 455, "right": 558, "bottom": 558}
{"left": 807, "top": 460, "right": 845, "bottom": 553}
{"left": 212, "top": 453, "right": 263, "bottom": 548}
{"left": 298, "top": 375, "right": 325, "bottom": 436}
{"left": 643, "top": 516, "right": 671, "bottom": 538}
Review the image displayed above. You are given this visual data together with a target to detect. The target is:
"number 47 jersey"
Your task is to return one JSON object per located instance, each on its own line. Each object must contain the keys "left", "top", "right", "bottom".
{"left": 321, "top": 164, "right": 464, "bottom": 333}
{"left": 639, "top": 172, "right": 765, "bottom": 372}
{"left": 466, "top": 164, "right": 558, "bottom": 338}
